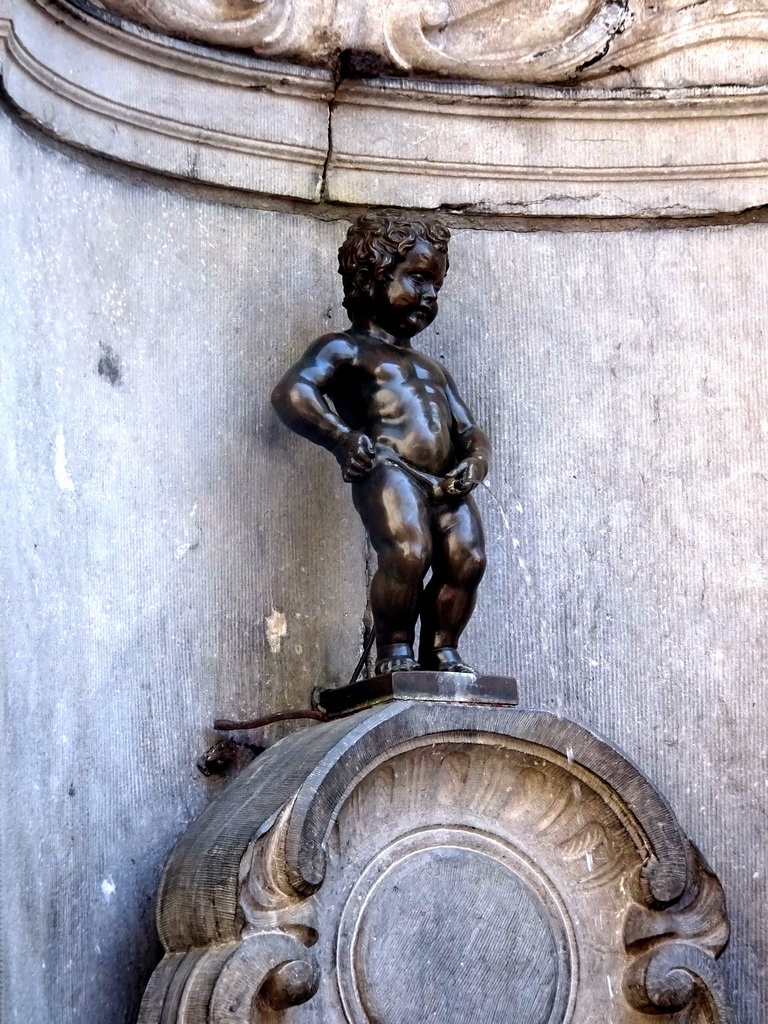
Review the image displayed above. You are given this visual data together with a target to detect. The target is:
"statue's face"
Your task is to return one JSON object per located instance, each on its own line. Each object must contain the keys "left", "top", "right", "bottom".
{"left": 370, "top": 240, "right": 447, "bottom": 339}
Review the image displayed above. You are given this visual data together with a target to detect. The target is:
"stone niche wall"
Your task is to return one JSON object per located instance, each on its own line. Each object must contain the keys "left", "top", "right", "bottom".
{"left": 1, "top": 4, "right": 767, "bottom": 1021}
{"left": 0, "top": 110, "right": 368, "bottom": 1024}
{"left": 2, "top": 104, "right": 767, "bottom": 1023}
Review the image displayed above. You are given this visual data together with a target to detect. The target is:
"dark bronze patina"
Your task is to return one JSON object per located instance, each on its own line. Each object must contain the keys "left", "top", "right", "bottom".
{"left": 271, "top": 210, "right": 490, "bottom": 677}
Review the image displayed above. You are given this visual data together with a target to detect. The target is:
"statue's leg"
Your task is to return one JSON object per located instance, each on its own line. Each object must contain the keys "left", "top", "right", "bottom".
{"left": 352, "top": 464, "right": 432, "bottom": 674}
{"left": 418, "top": 496, "right": 486, "bottom": 672}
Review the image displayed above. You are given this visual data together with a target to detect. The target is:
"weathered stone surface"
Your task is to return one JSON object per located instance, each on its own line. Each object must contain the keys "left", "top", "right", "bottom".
{"left": 138, "top": 703, "right": 733, "bottom": 1024}
{"left": 0, "top": 107, "right": 363, "bottom": 1024}
{"left": 0, "top": 0, "right": 9, "bottom": 41}
{"left": 6, "top": 0, "right": 768, "bottom": 217}
{"left": 1, "top": 0, "right": 333, "bottom": 200}
{"left": 67, "top": 0, "right": 768, "bottom": 88}
{"left": 2, "top": 94, "right": 768, "bottom": 1023}
{"left": 328, "top": 77, "right": 768, "bottom": 218}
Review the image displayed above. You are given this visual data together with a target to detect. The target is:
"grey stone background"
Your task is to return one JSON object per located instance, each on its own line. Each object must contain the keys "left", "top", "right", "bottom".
{"left": 1, "top": 103, "right": 765, "bottom": 1021}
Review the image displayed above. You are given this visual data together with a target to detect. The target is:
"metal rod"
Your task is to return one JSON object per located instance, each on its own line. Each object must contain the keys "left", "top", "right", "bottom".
{"left": 214, "top": 709, "right": 328, "bottom": 731}
{"left": 347, "top": 623, "right": 376, "bottom": 686}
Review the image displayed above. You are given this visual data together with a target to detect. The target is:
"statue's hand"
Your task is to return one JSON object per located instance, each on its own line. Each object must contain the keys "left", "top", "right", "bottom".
{"left": 334, "top": 432, "right": 376, "bottom": 482}
{"left": 441, "top": 455, "right": 488, "bottom": 497}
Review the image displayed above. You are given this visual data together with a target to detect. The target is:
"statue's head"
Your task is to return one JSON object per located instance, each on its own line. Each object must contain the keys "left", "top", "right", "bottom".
{"left": 338, "top": 209, "right": 450, "bottom": 337}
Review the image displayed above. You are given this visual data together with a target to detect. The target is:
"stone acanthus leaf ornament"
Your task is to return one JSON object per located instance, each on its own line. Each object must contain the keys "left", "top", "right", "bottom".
{"left": 95, "top": 0, "right": 768, "bottom": 85}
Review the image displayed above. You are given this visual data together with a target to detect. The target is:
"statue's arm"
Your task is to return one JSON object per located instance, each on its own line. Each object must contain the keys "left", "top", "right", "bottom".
{"left": 442, "top": 369, "right": 490, "bottom": 493}
{"left": 271, "top": 334, "right": 355, "bottom": 452}
{"left": 271, "top": 334, "right": 375, "bottom": 481}
{"left": 445, "top": 371, "right": 490, "bottom": 461}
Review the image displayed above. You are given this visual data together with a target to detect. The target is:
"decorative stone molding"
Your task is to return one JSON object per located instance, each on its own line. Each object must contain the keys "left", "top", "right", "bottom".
{"left": 0, "top": 0, "right": 10, "bottom": 58}
{"left": 0, "top": 0, "right": 333, "bottom": 199}
{"left": 138, "top": 702, "right": 733, "bottom": 1024}
{"left": 328, "top": 77, "right": 768, "bottom": 217}
{"left": 5, "top": 0, "right": 768, "bottom": 217}
{"left": 70, "top": 0, "right": 768, "bottom": 89}
{"left": 382, "top": 0, "right": 768, "bottom": 88}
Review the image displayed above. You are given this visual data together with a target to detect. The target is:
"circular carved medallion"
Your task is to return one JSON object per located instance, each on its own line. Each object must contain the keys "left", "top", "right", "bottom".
{"left": 337, "top": 828, "right": 575, "bottom": 1024}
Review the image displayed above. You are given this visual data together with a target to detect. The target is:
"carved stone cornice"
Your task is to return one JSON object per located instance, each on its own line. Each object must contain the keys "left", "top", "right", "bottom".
{"left": 328, "top": 76, "right": 768, "bottom": 216}
{"left": 4, "top": 0, "right": 768, "bottom": 216}
{"left": 0, "top": 0, "right": 10, "bottom": 52}
{"left": 0, "top": 0, "right": 334, "bottom": 198}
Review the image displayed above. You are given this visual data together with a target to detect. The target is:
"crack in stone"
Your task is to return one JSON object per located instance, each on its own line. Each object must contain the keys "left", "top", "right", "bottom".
{"left": 319, "top": 75, "right": 340, "bottom": 203}
{"left": 4, "top": 86, "right": 767, "bottom": 233}
{"left": 576, "top": 0, "right": 632, "bottom": 74}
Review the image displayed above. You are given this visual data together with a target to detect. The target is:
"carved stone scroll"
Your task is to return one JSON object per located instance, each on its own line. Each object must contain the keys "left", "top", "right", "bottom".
{"left": 98, "top": 0, "right": 335, "bottom": 58}
{"left": 138, "top": 701, "right": 733, "bottom": 1024}
{"left": 381, "top": 0, "right": 768, "bottom": 85}
{"left": 72, "top": 0, "right": 768, "bottom": 88}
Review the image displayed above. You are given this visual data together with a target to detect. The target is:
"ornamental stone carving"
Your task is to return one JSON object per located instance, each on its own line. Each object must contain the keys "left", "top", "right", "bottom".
{"left": 88, "top": 0, "right": 768, "bottom": 87}
{"left": 5, "top": 0, "right": 768, "bottom": 217}
{"left": 138, "top": 702, "right": 733, "bottom": 1024}
{"left": 6, "top": 0, "right": 768, "bottom": 217}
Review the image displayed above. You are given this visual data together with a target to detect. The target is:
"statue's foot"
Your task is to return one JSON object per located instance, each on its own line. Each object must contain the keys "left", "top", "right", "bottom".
{"left": 424, "top": 647, "right": 477, "bottom": 674}
{"left": 375, "top": 655, "right": 420, "bottom": 675}
{"left": 375, "top": 643, "right": 420, "bottom": 675}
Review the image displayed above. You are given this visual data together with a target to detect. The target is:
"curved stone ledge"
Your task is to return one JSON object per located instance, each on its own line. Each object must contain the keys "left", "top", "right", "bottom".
{"left": 140, "top": 702, "right": 733, "bottom": 1024}
{"left": 328, "top": 77, "right": 768, "bottom": 217}
{"left": 3, "top": 0, "right": 768, "bottom": 217}
{"left": 0, "top": 0, "right": 333, "bottom": 199}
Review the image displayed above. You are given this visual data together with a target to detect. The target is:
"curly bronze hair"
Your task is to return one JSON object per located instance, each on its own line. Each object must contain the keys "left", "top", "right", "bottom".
{"left": 338, "top": 209, "right": 450, "bottom": 317}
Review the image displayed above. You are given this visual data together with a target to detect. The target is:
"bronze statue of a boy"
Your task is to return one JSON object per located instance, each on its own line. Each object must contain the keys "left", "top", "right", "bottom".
{"left": 272, "top": 210, "right": 490, "bottom": 676}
